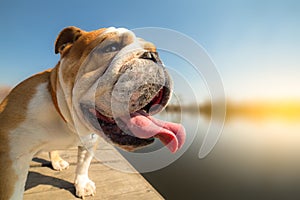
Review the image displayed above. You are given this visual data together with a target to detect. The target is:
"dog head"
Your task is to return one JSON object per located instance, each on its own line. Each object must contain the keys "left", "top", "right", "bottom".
{"left": 52, "top": 26, "right": 184, "bottom": 152}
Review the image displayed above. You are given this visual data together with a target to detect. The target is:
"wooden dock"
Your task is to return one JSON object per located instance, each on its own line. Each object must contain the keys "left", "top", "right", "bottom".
{"left": 24, "top": 139, "right": 163, "bottom": 200}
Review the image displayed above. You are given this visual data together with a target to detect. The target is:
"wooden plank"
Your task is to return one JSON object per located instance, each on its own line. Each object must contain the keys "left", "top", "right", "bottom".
{"left": 24, "top": 140, "right": 163, "bottom": 200}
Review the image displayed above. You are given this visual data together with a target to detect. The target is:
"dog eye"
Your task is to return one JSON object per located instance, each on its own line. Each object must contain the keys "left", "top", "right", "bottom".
{"left": 103, "top": 43, "right": 119, "bottom": 53}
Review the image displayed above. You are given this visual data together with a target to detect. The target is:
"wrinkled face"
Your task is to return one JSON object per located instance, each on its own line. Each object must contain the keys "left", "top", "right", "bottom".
{"left": 54, "top": 27, "right": 174, "bottom": 151}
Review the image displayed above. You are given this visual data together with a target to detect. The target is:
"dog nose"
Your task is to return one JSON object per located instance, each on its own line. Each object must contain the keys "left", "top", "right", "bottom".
{"left": 139, "top": 51, "right": 159, "bottom": 63}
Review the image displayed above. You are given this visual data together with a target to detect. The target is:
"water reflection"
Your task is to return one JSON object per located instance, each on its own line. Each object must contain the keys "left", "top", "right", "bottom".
{"left": 141, "top": 101, "right": 300, "bottom": 200}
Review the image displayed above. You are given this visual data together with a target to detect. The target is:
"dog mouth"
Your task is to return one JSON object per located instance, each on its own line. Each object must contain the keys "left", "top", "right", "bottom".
{"left": 80, "top": 87, "right": 186, "bottom": 152}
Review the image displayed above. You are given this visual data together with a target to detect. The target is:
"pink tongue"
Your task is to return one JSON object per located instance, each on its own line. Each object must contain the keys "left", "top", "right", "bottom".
{"left": 123, "top": 112, "right": 186, "bottom": 153}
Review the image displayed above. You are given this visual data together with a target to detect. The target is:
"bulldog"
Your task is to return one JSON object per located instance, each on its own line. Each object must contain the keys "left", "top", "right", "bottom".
{"left": 0, "top": 26, "right": 186, "bottom": 199}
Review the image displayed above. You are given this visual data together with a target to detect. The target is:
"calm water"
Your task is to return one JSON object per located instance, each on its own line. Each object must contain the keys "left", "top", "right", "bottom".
{"left": 119, "top": 112, "right": 300, "bottom": 200}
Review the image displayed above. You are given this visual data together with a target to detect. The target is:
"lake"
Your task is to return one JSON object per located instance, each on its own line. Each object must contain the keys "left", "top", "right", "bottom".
{"left": 118, "top": 110, "right": 300, "bottom": 200}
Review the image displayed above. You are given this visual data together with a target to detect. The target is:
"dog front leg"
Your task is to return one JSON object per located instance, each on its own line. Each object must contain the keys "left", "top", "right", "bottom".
{"left": 74, "top": 145, "right": 96, "bottom": 198}
{"left": 49, "top": 151, "right": 70, "bottom": 171}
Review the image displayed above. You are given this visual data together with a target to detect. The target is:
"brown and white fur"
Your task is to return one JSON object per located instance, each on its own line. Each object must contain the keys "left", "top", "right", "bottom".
{"left": 0, "top": 26, "right": 173, "bottom": 200}
{"left": 0, "top": 69, "right": 98, "bottom": 199}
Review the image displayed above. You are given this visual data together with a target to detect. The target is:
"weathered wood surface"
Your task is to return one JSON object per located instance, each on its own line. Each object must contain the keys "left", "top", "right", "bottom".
{"left": 24, "top": 140, "right": 163, "bottom": 200}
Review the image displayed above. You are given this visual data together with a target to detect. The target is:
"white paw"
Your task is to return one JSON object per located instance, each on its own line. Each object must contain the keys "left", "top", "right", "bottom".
{"left": 51, "top": 159, "right": 70, "bottom": 171}
{"left": 75, "top": 175, "right": 96, "bottom": 198}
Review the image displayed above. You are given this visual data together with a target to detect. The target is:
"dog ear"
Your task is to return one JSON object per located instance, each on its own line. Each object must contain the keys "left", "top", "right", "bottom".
{"left": 55, "top": 26, "right": 83, "bottom": 54}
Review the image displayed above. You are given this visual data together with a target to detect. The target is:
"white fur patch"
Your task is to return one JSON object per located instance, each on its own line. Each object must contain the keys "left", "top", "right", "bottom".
{"left": 8, "top": 83, "right": 79, "bottom": 199}
{"left": 103, "top": 27, "right": 129, "bottom": 35}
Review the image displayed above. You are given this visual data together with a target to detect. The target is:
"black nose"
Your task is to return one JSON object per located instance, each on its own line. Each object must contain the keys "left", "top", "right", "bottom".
{"left": 139, "top": 51, "right": 159, "bottom": 63}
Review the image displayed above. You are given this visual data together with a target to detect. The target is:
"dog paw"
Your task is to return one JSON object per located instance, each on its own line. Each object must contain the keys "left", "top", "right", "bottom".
{"left": 51, "top": 159, "right": 70, "bottom": 171}
{"left": 75, "top": 175, "right": 96, "bottom": 198}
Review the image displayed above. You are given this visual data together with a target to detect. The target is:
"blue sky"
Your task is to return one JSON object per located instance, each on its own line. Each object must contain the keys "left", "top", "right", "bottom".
{"left": 1, "top": 0, "right": 300, "bottom": 101}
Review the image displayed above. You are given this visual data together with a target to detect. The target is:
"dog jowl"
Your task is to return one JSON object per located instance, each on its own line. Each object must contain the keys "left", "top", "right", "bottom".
{"left": 0, "top": 26, "right": 186, "bottom": 199}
